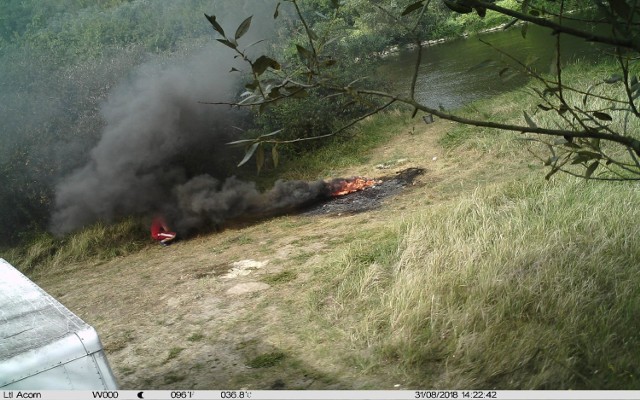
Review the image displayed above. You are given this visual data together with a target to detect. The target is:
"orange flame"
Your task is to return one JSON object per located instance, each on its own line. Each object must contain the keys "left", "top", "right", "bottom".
{"left": 331, "top": 177, "right": 378, "bottom": 197}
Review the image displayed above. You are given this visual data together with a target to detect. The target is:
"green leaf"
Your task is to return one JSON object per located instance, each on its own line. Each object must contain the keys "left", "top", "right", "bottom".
{"left": 245, "top": 80, "right": 259, "bottom": 91}
{"left": 204, "top": 14, "right": 225, "bottom": 37}
{"left": 274, "top": 2, "right": 281, "bottom": 18}
{"left": 235, "top": 16, "right": 253, "bottom": 40}
{"left": 401, "top": 1, "right": 425, "bottom": 16}
{"left": 586, "top": 126, "right": 605, "bottom": 133}
{"left": 217, "top": 38, "right": 237, "bottom": 49}
{"left": 290, "top": 89, "right": 309, "bottom": 98}
{"left": 583, "top": 84, "right": 597, "bottom": 106}
{"left": 523, "top": 111, "right": 537, "bottom": 128}
{"left": 578, "top": 151, "right": 603, "bottom": 159}
{"left": 571, "top": 151, "right": 602, "bottom": 164}
{"left": 267, "top": 87, "right": 281, "bottom": 99}
{"left": 227, "top": 138, "right": 256, "bottom": 146}
{"left": 256, "top": 144, "right": 265, "bottom": 174}
{"left": 238, "top": 142, "right": 259, "bottom": 167}
{"left": 330, "top": 0, "right": 340, "bottom": 8}
{"left": 272, "top": 145, "right": 279, "bottom": 168}
{"left": 296, "top": 45, "right": 313, "bottom": 63}
{"left": 585, "top": 161, "right": 599, "bottom": 179}
{"left": 592, "top": 111, "right": 613, "bottom": 121}
{"left": 529, "top": 9, "right": 540, "bottom": 16}
{"left": 252, "top": 55, "right": 281, "bottom": 76}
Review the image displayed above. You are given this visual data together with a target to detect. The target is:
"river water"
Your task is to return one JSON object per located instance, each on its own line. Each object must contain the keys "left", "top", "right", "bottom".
{"left": 378, "top": 19, "right": 609, "bottom": 110}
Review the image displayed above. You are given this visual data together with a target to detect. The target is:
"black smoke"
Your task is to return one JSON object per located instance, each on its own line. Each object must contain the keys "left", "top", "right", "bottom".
{"left": 49, "top": 1, "right": 335, "bottom": 237}
{"left": 171, "top": 176, "right": 332, "bottom": 235}
{"left": 50, "top": 48, "right": 242, "bottom": 235}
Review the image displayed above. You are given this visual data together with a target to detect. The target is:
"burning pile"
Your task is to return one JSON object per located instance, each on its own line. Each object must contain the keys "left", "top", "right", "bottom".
{"left": 304, "top": 168, "right": 425, "bottom": 217}
{"left": 328, "top": 177, "right": 380, "bottom": 197}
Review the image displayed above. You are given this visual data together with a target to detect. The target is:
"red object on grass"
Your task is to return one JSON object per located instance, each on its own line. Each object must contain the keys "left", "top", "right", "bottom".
{"left": 150, "top": 216, "right": 176, "bottom": 242}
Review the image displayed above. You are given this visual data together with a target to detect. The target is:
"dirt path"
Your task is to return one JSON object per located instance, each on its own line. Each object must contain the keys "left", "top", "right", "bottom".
{"left": 33, "top": 118, "right": 529, "bottom": 389}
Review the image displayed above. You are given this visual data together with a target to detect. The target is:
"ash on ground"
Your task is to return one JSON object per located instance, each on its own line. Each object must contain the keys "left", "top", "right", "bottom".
{"left": 303, "top": 168, "right": 425, "bottom": 216}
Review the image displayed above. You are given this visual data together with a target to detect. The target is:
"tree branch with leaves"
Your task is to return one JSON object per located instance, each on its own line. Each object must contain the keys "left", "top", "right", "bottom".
{"left": 204, "top": 0, "right": 640, "bottom": 180}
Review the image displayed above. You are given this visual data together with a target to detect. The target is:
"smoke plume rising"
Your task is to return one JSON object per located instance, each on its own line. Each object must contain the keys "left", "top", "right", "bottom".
{"left": 50, "top": 1, "right": 336, "bottom": 236}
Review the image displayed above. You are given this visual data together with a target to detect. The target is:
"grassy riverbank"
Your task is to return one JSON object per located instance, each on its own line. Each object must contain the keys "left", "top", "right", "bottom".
{"left": 6, "top": 58, "right": 640, "bottom": 389}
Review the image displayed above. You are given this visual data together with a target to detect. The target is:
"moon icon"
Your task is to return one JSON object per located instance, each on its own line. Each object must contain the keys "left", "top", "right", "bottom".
{"left": 137, "top": 392, "right": 144, "bottom": 399}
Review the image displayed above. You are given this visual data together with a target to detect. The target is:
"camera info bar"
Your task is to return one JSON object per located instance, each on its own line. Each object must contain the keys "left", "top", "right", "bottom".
{"left": 2, "top": 391, "right": 640, "bottom": 400}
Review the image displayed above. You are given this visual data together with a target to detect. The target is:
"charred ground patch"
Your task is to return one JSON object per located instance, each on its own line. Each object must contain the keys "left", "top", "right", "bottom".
{"left": 303, "top": 167, "right": 425, "bottom": 216}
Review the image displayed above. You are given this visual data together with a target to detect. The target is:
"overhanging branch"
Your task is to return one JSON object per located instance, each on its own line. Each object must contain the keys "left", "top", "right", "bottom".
{"left": 466, "top": 0, "right": 640, "bottom": 51}
{"left": 338, "top": 87, "right": 640, "bottom": 156}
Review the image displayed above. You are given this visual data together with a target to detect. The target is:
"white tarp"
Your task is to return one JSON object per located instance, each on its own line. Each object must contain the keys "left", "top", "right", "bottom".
{"left": 0, "top": 258, "right": 118, "bottom": 389}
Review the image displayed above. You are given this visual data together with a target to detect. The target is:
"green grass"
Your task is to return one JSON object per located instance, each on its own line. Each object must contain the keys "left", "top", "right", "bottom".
{"left": 164, "top": 347, "right": 185, "bottom": 363}
{"left": 307, "top": 176, "right": 640, "bottom": 388}
{"left": 247, "top": 351, "right": 287, "bottom": 368}
{"left": 187, "top": 333, "right": 205, "bottom": 342}
{"left": 439, "top": 87, "right": 536, "bottom": 154}
{"left": 440, "top": 60, "right": 640, "bottom": 180}
{"left": 5, "top": 216, "right": 148, "bottom": 272}
{"left": 262, "top": 270, "right": 298, "bottom": 284}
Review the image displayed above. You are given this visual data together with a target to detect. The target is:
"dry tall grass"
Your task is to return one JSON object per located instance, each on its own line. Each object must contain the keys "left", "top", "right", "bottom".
{"left": 312, "top": 176, "right": 640, "bottom": 388}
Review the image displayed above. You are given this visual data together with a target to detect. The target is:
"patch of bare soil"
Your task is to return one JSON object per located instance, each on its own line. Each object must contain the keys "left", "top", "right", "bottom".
{"left": 32, "top": 118, "right": 531, "bottom": 389}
